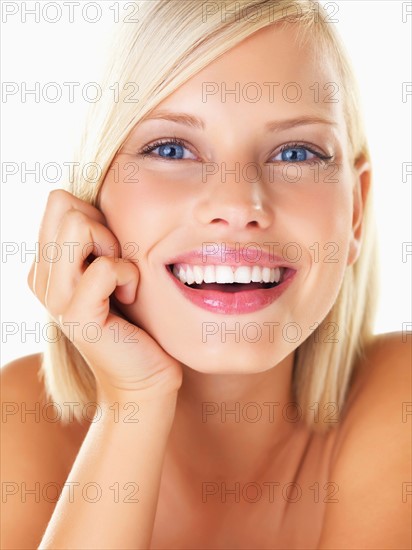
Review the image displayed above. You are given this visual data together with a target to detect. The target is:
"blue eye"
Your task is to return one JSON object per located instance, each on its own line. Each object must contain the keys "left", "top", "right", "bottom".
{"left": 274, "top": 146, "right": 316, "bottom": 162}
{"left": 140, "top": 139, "right": 196, "bottom": 160}
{"left": 156, "top": 144, "right": 184, "bottom": 159}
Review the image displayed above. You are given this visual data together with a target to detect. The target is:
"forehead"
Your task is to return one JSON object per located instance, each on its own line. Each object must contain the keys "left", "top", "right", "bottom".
{"left": 153, "top": 23, "right": 344, "bottom": 128}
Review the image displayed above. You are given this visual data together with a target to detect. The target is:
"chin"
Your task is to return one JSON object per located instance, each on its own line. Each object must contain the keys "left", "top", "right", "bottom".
{"left": 164, "top": 341, "right": 293, "bottom": 375}
{"left": 116, "top": 300, "right": 297, "bottom": 374}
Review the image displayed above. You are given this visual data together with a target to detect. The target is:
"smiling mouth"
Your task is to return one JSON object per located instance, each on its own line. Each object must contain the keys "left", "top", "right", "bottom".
{"left": 167, "top": 264, "right": 286, "bottom": 292}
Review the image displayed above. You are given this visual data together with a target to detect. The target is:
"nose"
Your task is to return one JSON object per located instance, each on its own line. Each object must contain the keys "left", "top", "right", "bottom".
{"left": 194, "top": 164, "right": 274, "bottom": 232}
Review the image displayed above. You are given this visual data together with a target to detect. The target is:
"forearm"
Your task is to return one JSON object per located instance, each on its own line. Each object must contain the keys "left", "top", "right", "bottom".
{"left": 38, "top": 392, "right": 178, "bottom": 550}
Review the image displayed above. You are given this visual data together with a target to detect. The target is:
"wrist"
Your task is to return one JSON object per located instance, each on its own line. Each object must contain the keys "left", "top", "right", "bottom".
{"left": 96, "top": 387, "right": 179, "bottom": 419}
{"left": 95, "top": 368, "right": 182, "bottom": 407}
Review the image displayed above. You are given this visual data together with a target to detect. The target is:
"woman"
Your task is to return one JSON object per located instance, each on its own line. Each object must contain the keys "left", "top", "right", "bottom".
{"left": 2, "top": 1, "right": 410, "bottom": 548}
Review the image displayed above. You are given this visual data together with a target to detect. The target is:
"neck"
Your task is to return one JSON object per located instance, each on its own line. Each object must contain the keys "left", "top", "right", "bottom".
{"left": 166, "top": 352, "right": 309, "bottom": 480}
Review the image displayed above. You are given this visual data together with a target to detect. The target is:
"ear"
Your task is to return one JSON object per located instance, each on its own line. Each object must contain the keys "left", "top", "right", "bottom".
{"left": 347, "top": 154, "right": 372, "bottom": 266}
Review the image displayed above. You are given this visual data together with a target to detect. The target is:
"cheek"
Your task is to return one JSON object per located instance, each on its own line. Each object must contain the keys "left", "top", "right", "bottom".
{"left": 97, "top": 162, "right": 355, "bottom": 373}
{"left": 99, "top": 167, "right": 186, "bottom": 259}
{"left": 288, "top": 166, "right": 354, "bottom": 257}
{"left": 291, "top": 172, "right": 354, "bottom": 317}
{"left": 271, "top": 164, "right": 353, "bottom": 273}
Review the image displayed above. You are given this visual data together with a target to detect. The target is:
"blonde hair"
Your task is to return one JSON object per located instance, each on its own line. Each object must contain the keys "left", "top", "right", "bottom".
{"left": 39, "top": 0, "right": 379, "bottom": 432}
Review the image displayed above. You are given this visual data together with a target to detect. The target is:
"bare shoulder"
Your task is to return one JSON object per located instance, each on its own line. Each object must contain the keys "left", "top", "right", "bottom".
{"left": 345, "top": 331, "right": 411, "bottom": 425}
{"left": 318, "top": 332, "right": 412, "bottom": 549}
{"left": 2, "top": 351, "right": 86, "bottom": 438}
{"left": 1, "top": 353, "right": 48, "bottom": 408}
{"left": 1, "top": 353, "right": 88, "bottom": 549}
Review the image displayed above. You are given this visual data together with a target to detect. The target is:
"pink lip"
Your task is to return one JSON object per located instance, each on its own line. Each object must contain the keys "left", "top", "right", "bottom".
{"left": 165, "top": 265, "right": 297, "bottom": 315}
{"left": 164, "top": 245, "right": 295, "bottom": 269}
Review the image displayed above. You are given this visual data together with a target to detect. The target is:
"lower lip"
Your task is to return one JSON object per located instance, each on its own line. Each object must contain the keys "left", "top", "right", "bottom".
{"left": 165, "top": 266, "right": 297, "bottom": 315}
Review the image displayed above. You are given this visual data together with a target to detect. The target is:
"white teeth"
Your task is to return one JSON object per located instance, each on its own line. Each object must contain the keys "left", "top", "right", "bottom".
{"left": 185, "top": 265, "right": 195, "bottom": 285}
{"left": 193, "top": 265, "right": 203, "bottom": 284}
{"left": 234, "top": 266, "right": 252, "bottom": 283}
{"left": 251, "top": 265, "right": 262, "bottom": 282}
{"left": 178, "top": 266, "right": 187, "bottom": 284}
{"left": 215, "top": 265, "right": 234, "bottom": 284}
{"left": 172, "top": 263, "right": 284, "bottom": 286}
{"left": 262, "top": 267, "right": 271, "bottom": 283}
{"left": 203, "top": 265, "right": 215, "bottom": 283}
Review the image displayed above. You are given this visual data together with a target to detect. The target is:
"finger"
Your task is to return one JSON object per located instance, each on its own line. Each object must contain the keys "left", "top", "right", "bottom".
{"left": 27, "top": 189, "right": 111, "bottom": 297}
{"left": 39, "top": 189, "right": 107, "bottom": 245}
{"left": 44, "top": 210, "right": 123, "bottom": 320}
{"left": 60, "top": 256, "right": 139, "bottom": 337}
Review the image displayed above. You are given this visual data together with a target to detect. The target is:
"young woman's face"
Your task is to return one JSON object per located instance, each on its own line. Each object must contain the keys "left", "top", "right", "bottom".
{"left": 99, "top": 23, "right": 363, "bottom": 373}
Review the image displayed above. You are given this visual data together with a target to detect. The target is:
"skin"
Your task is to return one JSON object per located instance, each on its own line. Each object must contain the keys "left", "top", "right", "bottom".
{"left": 98, "top": 23, "right": 368, "bottom": 476}
{"left": 2, "top": 22, "right": 411, "bottom": 550}
{"left": 100, "top": 25, "right": 363, "bottom": 379}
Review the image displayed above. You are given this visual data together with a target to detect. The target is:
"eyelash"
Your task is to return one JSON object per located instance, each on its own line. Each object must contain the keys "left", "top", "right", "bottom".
{"left": 278, "top": 142, "right": 333, "bottom": 162}
{"left": 139, "top": 137, "right": 190, "bottom": 158}
{"left": 138, "top": 138, "right": 334, "bottom": 162}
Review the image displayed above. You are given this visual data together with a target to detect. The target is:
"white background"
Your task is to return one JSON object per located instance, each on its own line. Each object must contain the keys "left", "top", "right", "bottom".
{"left": 1, "top": 0, "right": 411, "bottom": 366}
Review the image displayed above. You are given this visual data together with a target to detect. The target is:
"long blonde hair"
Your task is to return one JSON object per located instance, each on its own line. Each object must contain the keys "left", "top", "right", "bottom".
{"left": 39, "top": 0, "right": 379, "bottom": 432}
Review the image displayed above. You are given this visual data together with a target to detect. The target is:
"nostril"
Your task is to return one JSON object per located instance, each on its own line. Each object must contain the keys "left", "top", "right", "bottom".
{"left": 248, "top": 220, "right": 259, "bottom": 228}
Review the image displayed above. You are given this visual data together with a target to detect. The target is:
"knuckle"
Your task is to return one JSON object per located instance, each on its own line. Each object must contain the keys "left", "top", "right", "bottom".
{"left": 64, "top": 207, "right": 85, "bottom": 220}
{"left": 89, "top": 255, "right": 117, "bottom": 278}
{"left": 91, "top": 255, "right": 114, "bottom": 272}
{"left": 46, "top": 189, "right": 70, "bottom": 208}
{"left": 61, "top": 208, "right": 89, "bottom": 228}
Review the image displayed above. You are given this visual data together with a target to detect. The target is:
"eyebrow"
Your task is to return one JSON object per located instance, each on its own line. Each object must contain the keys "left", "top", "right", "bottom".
{"left": 265, "top": 115, "right": 338, "bottom": 132}
{"left": 140, "top": 111, "right": 337, "bottom": 132}
{"left": 141, "top": 111, "right": 205, "bottom": 130}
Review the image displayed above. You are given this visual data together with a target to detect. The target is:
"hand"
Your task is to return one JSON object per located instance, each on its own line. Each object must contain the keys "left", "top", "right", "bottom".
{"left": 27, "top": 189, "right": 183, "bottom": 401}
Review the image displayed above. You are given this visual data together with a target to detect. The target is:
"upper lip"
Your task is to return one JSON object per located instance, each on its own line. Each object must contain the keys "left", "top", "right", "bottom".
{"left": 164, "top": 245, "right": 298, "bottom": 269}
